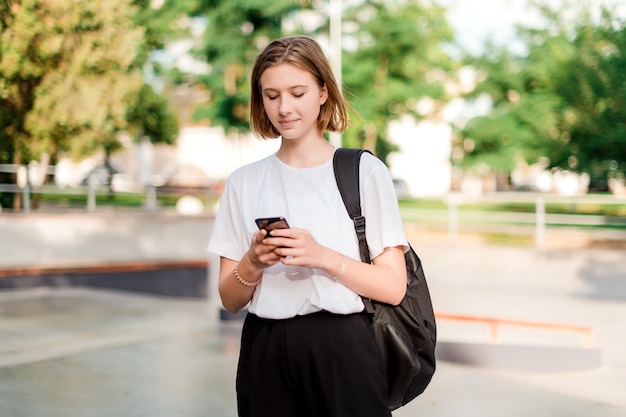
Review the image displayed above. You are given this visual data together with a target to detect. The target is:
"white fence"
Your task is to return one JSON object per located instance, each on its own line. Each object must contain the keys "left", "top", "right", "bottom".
{"left": 0, "top": 164, "right": 161, "bottom": 213}
{"left": 403, "top": 192, "right": 626, "bottom": 249}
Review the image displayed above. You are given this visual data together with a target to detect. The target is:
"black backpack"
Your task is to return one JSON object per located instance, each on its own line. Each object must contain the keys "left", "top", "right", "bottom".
{"left": 333, "top": 148, "right": 437, "bottom": 411}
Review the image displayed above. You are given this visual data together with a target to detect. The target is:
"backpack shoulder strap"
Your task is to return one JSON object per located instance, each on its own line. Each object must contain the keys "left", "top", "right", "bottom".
{"left": 333, "top": 148, "right": 372, "bottom": 264}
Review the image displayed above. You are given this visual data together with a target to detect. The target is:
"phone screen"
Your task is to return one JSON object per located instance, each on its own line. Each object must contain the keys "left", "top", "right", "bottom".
{"left": 255, "top": 217, "right": 290, "bottom": 234}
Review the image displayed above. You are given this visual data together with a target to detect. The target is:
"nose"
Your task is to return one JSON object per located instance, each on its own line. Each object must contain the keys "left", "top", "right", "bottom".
{"left": 278, "top": 94, "right": 293, "bottom": 115}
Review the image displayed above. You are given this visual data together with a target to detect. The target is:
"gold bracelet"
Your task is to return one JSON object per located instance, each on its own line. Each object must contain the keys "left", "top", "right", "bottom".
{"left": 234, "top": 266, "right": 259, "bottom": 287}
{"left": 332, "top": 255, "right": 346, "bottom": 280}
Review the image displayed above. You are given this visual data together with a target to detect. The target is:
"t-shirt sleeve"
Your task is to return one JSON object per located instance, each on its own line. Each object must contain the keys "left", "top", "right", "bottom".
{"left": 359, "top": 153, "right": 409, "bottom": 259}
{"left": 207, "top": 174, "right": 247, "bottom": 261}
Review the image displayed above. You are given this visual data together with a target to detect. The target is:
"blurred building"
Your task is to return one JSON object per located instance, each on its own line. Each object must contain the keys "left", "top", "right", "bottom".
{"left": 388, "top": 117, "right": 452, "bottom": 197}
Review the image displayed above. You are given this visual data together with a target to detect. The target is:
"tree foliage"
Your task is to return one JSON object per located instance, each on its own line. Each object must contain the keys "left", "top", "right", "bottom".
{"left": 0, "top": 0, "right": 186, "bottom": 212}
{"left": 189, "top": 0, "right": 455, "bottom": 164}
{"left": 341, "top": 0, "right": 454, "bottom": 160}
{"left": 125, "top": 84, "right": 178, "bottom": 145}
{"left": 461, "top": 1, "right": 626, "bottom": 187}
{"left": 189, "top": 0, "right": 315, "bottom": 132}
{"left": 0, "top": 0, "right": 146, "bottom": 163}
{"left": 132, "top": 0, "right": 198, "bottom": 52}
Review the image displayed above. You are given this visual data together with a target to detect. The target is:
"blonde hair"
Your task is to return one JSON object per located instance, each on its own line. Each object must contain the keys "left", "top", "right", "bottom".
{"left": 249, "top": 36, "right": 351, "bottom": 139}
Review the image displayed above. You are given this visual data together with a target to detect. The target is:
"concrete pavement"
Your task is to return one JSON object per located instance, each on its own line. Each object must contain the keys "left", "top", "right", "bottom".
{"left": 1, "top": 212, "right": 625, "bottom": 416}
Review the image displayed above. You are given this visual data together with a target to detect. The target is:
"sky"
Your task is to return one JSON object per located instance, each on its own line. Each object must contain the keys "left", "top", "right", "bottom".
{"left": 438, "top": 0, "right": 626, "bottom": 55}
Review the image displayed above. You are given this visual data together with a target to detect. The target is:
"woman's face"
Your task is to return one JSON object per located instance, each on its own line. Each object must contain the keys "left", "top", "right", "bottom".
{"left": 259, "top": 63, "right": 328, "bottom": 141}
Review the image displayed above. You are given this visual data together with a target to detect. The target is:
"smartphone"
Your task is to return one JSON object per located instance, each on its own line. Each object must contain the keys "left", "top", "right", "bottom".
{"left": 255, "top": 217, "right": 290, "bottom": 235}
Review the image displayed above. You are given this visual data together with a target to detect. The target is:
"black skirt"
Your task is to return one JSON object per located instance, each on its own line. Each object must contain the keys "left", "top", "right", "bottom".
{"left": 236, "top": 310, "right": 391, "bottom": 417}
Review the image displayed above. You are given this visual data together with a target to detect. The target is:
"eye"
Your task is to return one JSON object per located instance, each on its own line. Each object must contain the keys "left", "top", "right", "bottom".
{"left": 293, "top": 93, "right": 304, "bottom": 98}
{"left": 266, "top": 95, "right": 278, "bottom": 100}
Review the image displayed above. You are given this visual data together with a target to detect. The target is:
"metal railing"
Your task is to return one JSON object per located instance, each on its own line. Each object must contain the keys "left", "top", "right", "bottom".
{"left": 435, "top": 312, "right": 595, "bottom": 348}
{"left": 3, "top": 164, "right": 625, "bottom": 249}
{"left": 0, "top": 163, "right": 179, "bottom": 213}
{"left": 402, "top": 192, "right": 626, "bottom": 248}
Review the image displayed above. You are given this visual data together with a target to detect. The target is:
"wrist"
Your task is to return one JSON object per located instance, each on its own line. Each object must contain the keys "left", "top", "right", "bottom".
{"left": 235, "top": 254, "right": 263, "bottom": 287}
{"left": 234, "top": 265, "right": 260, "bottom": 287}
{"left": 330, "top": 252, "right": 347, "bottom": 280}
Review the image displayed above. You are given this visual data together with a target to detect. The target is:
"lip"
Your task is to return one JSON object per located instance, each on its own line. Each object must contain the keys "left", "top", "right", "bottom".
{"left": 279, "top": 119, "right": 298, "bottom": 129}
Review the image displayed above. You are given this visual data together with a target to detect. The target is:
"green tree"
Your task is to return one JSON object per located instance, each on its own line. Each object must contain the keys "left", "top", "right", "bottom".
{"left": 1, "top": 0, "right": 151, "bottom": 208}
{"left": 460, "top": 1, "right": 626, "bottom": 189}
{"left": 554, "top": 7, "right": 626, "bottom": 188}
{"left": 188, "top": 0, "right": 455, "bottom": 165}
{"left": 133, "top": 0, "right": 198, "bottom": 52}
{"left": 126, "top": 83, "right": 178, "bottom": 145}
{"left": 341, "top": 0, "right": 455, "bottom": 161}
{"left": 190, "top": 0, "right": 315, "bottom": 132}
{"left": 0, "top": 0, "right": 145, "bottom": 164}
{"left": 128, "top": 0, "right": 198, "bottom": 141}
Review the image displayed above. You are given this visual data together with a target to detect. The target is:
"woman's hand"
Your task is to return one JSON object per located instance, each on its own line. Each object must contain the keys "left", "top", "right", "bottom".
{"left": 262, "top": 227, "right": 327, "bottom": 269}
{"left": 257, "top": 227, "right": 407, "bottom": 306}
{"left": 246, "top": 228, "right": 283, "bottom": 269}
{"left": 218, "top": 228, "right": 285, "bottom": 314}
{"left": 255, "top": 228, "right": 406, "bottom": 305}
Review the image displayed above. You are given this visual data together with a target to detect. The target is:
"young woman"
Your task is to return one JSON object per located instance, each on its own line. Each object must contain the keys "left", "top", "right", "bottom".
{"left": 208, "top": 35, "right": 408, "bottom": 417}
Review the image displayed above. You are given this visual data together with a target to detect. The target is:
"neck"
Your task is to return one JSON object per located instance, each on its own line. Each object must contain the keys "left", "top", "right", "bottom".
{"left": 276, "top": 137, "right": 335, "bottom": 168}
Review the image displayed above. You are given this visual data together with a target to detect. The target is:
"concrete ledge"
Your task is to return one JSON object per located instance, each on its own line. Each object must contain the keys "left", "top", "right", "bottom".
{"left": 0, "top": 260, "right": 209, "bottom": 299}
{"left": 437, "top": 340, "right": 602, "bottom": 372}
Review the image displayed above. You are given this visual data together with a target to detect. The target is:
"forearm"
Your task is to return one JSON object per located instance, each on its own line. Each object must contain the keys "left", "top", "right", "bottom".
{"left": 323, "top": 246, "right": 407, "bottom": 305}
{"left": 218, "top": 254, "right": 263, "bottom": 313}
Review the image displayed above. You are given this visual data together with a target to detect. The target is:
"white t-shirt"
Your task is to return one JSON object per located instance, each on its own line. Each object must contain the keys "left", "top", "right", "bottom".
{"left": 208, "top": 150, "right": 408, "bottom": 319}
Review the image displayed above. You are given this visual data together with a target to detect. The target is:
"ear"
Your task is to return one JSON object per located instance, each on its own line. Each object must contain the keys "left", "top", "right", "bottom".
{"left": 320, "top": 84, "right": 329, "bottom": 105}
